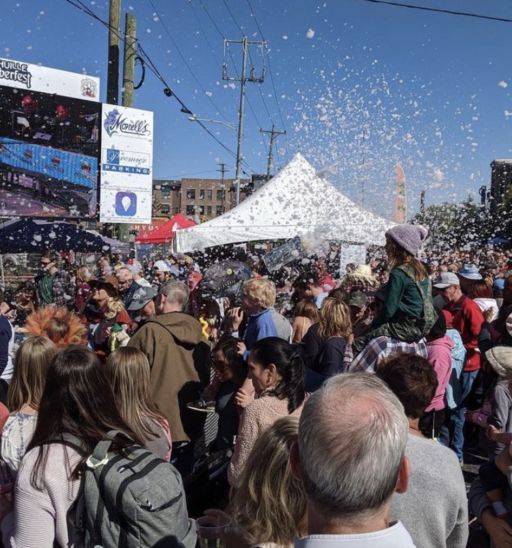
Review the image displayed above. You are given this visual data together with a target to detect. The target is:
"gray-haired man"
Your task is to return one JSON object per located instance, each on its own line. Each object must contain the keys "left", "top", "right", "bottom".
{"left": 291, "top": 373, "right": 416, "bottom": 547}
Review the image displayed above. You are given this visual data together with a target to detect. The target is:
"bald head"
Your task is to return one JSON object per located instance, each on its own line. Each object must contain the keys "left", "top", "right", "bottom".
{"left": 297, "top": 373, "right": 408, "bottom": 520}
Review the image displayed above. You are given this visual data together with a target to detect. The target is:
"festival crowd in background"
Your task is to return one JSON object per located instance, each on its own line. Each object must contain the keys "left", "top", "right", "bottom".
{"left": 0, "top": 225, "right": 512, "bottom": 546}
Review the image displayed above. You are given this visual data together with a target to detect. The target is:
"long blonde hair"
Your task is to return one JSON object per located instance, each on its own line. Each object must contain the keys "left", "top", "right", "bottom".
{"left": 104, "top": 347, "right": 165, "bottom": 440}
{"left": 230, "top": 416, "right": 307, "bottom": 546}
{"left": 8, "top": 336, "right": 57, "bottom": 411}
{"left": 317, "top": 294, "right": 352, "bottom": 340}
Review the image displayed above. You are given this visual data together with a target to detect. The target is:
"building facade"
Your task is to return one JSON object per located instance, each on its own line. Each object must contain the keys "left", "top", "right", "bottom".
{"left": 490, "top": 160, "right": 512, "bottom": 214}
{"left": 152, "top": 177, "right": 253, "bottom": 221}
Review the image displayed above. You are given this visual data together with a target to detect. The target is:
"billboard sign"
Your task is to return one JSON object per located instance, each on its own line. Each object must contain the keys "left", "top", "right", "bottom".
{"left": 0, "top": 83, "right": 100, "bottom": 218}
{"left": 0, "top": 57, "right": 100, "bottom": 102}
{"left": 100, "top": 104, "right": 153, "bottom": 224}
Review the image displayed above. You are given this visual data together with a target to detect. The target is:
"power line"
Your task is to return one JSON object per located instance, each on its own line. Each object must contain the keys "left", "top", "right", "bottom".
{"left": 244, "top": 0, "right": 288, "bottom": 133}
{"left": 61, "top": 0, "right": 254, "bottom": 174}
{"left": 221, "top": 0, "right": 244, "bottom": 34}
{"left": 147, "top": 0, "right": 230, "bottom": 122}
{"left": 355, "top": 0, "right": 512, "bottom": 23}
{"left": 195, "top": 0, "right": 272, "bottom": 145}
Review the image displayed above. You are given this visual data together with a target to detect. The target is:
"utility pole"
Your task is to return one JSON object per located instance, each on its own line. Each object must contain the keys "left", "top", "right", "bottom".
{"left": 116, "top": 11, "right": 137, "bottom": 243}
{"left": 260, "top": 124, "right": 286, "bottom": 179}
{"left": 122, "top": 13, "right": 136, "bottom": 108}
{"left": 223, "top": 37, "right": 266, "bottom": 205}
{"left": 217, "top": 162, "right": 228, "bottom": 183}
{"left": 217, "top": 161, "right": 228, "bottom": 213}
{"left": 107, "top": 0, "right": 121, "bottom": 104}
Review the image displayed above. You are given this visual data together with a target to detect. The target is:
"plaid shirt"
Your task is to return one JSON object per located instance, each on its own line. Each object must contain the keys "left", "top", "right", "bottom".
{"left": 349, "top": 336, "right": 428, "bottom": 373}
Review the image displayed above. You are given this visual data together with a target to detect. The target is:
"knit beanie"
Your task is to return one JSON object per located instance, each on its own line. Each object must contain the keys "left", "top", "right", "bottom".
{"left": 486, "top": 346, "right": 512, "bottom": 380}
{"left": 385, "top": 224, "right": 428, "bottom": 257}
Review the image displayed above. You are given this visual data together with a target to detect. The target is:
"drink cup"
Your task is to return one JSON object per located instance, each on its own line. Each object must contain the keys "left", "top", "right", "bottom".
{"left": 196, "top": 514, "right": 230, "bottom": 548}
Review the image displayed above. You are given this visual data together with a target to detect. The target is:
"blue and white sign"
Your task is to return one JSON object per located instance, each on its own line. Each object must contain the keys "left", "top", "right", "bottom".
{"left": 99, "top": 104, "right": 153, "bottom": 223}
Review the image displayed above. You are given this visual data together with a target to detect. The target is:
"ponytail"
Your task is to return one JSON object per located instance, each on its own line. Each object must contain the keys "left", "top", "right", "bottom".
{"left": 251, "top": 337, "right": 306, "bottom": 414}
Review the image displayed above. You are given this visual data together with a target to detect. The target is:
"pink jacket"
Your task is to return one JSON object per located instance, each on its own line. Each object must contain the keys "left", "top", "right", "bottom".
{"left": 426, "top": 336, "right": 454, "bottom": 412}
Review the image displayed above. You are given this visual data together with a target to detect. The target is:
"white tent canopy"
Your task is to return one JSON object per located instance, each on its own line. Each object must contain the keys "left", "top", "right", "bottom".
{"left": 174, "top": 153, "right": 394, "bottom": 253}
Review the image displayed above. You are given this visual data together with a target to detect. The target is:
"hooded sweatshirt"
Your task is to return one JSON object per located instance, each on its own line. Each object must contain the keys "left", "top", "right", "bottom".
{"left": 426, "top": 335, "right": 455, "bottom": 412}
{"left": 128, "top": 312, "right": 210, "bottom": 443}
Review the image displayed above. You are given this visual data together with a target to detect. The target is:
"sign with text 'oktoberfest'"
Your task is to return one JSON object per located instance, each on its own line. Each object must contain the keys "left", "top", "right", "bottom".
{"left": 0, "top": 57, "right": 100, "bottom": 102}
{"left": 100, "top": 104, "right": 153, "bottom": 224}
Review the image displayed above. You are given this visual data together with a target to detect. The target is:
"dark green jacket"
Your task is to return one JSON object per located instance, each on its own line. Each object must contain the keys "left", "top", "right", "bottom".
{"left": 373, "top": 267, "right": 429, "bottom": 327}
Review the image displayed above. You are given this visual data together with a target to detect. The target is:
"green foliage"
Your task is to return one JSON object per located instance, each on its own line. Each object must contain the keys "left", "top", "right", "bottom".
{"left": 412, "top": 198, "right": 494, "bottom": 249}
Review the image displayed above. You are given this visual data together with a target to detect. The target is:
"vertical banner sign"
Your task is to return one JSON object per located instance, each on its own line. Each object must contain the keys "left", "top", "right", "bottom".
{"left": 339, "top": 244, "right": 367, "bottom": 276}
{"left": 100, "top": 104, "right": 153, "bottom": 224}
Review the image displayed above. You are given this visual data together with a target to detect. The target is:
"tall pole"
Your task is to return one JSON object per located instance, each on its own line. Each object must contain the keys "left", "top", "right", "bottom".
{"left": 107, "top": 0, "right": 121, "bottom": 105}
{"left": 122, "top": 13, "right": 136, "bottom": 108}
{"left": 223, "top": 37, "right": 266, "bottom": 205}
{"left": 260, "top": 124, "right": 286, "bottom": 179}
{"left": 234, "top": 37, "right": 248, "bottom": 205}
{"left": 117, "top": 11, "right": 136, "bottom": 244}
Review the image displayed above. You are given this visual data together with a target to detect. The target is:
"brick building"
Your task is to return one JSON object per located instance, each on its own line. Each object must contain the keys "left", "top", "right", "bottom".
{"left": 152, "top": 177, "right": 252, "bottom": 221}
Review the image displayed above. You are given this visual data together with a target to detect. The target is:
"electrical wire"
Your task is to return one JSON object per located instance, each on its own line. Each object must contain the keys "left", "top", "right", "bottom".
{"left": 355, "top": 0, "right": 512, "bottom": 23}
{"left": 61, "top": 0, "right": 254, "bottom": 175}
{"left": 244, "top": 0, "right": 288, "bottom": 134}
{"left": 147, "top": 0, "right": 231, "bottom": 122}
{"left": 221, "top": 0, "right": 244, "bottom": 34}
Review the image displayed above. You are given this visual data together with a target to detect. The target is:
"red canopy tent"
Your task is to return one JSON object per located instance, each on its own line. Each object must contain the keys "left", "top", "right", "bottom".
{"left": 135, "top": 214, "right": 196, "bottom": 245}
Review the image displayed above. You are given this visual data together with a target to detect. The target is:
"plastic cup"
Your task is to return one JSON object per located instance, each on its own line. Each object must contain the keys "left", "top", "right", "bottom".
{"left": 196, "top": 515, "right": 230, "bottom": 548}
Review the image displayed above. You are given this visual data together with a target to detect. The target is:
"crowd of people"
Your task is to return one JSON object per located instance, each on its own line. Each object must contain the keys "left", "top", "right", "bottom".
{"left": 0, "top": 225, "right": 512, "bottom": 546}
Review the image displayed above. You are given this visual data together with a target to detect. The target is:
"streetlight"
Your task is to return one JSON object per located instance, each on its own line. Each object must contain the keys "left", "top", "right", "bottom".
{"left": 188, "top": 116, "right": 236, "bottom": 130}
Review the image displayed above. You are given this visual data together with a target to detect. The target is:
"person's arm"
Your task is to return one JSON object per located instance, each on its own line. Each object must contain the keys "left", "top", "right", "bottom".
{"left": 480, "top": 508, "right": 512, "bottom": 547}
{"left": 227, "top": 402, "right": 260, "bottom": 486}
{"left": 465, "top": 303, "right": 485, "bottom": 350}
{"left": 127, "top": 325, "right": 156, "bottom": 367}
{"left": 446, "top": 463, "right": 469, "bottom": 548}
{"left": 7, "top": 485, "right": 56, "bottom": 547}
{"left": 300, "top": 325, "right": 321, "bottom": 370}
{"left": 372, "top": 269, "right": 405, "bottom": 327}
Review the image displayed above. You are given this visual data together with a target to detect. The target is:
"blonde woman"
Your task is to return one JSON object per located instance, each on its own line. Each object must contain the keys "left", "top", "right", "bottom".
{"left": 2, "top": 336, "right": 56, "bottom": 475}
{"left": 104, "top": 347, "right": 172, "bottom": 461}
{"left": 205, "top": 416, "right": 307, "bottom": 548}
{"left": 301, "top": 291, "right": 352, "bottom": 384}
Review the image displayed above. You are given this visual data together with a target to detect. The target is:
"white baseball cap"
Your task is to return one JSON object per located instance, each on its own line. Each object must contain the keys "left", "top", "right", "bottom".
{"left": 433, "top": 272, "right": 460, "bottom": 289}
{"left": 153, "top": 260, "right": 171, "bottom": 273}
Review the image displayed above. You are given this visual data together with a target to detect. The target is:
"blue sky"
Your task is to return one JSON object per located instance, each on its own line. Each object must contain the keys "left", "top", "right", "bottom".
{"left": 2, "top": 0, "right": 512, "bottom": 217}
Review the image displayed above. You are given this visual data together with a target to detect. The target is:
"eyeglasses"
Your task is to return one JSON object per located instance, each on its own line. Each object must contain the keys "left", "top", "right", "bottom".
{"left": 40, "top": 261, "right": 50, "bottom": 266}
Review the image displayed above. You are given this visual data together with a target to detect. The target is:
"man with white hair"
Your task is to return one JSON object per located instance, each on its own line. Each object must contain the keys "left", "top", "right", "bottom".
{"left": 291, "top": 373, "right": 415, "bottom": 547}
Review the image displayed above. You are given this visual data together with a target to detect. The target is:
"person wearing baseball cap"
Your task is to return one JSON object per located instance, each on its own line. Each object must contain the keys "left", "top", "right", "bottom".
{"left": 347, "top": 291, "right": 371, "bottom": 338}
{"left": 353, "top": 223, "right": 435, "bottom": 353}
{"left": 127, "top": 285, "right": 157, "bottom": 327}
{"left": 434, "top": 270, "right": 485, "bottom": 462}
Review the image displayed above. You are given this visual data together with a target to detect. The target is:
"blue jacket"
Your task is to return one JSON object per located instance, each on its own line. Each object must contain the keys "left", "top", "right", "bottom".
{"left": 243, "top": 308, "right": 291, "bottom": 351}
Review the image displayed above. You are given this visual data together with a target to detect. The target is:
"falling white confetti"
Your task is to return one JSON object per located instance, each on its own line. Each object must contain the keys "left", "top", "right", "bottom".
{"left": 498, "top": 81, "right": 508, "bottom": 89}
{"left": 306, "top": 29, "right": 315, "bottom": 39}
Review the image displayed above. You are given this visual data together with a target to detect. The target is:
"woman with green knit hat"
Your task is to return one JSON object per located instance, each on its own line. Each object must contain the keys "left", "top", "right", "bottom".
{"left": 353, "top": 223, "right": 436, "bottom": 353}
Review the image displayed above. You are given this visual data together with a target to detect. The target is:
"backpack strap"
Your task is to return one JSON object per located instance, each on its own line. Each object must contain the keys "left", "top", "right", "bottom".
{"left": 87, "top": 430, "right": 135, "bottom": 468}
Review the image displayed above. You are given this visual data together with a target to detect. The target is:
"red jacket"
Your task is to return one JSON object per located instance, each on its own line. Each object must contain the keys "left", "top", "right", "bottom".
{"left": 447, "top": 296, "right": 484, "bottom": 372}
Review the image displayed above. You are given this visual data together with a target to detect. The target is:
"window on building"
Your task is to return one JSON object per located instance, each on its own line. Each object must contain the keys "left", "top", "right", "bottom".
{"left": 207, "top": 190, "right": 213, "bottom": 201}
{"left": 160, "top": 204, "right": 170, "bottom": 215}
{"left": 216, "top": 205, "right": 224, "bottom": 216}
{"left": 216, "top": 189, "right": 225, "bottom": 201}
{"left": 186, "top": 189, "right": 196, "bottom": 200}
{"left": 199, "top": 189, "right": 205, "bottom": 200}
{"left": 198, "top": 205, "right": 205, "bottom": 215}
{"left": 161, "top": 187, "right": 171, "bottom": 198}
{"left": 206, "top": 206, "right": 212, "bottom": 216}
{"left": 186, "top": 205, "right": 195, "bottom": 216}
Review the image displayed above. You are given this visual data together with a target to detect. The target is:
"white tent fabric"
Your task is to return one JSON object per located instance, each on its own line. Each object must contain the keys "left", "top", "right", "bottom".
{"left": 174, "top": 153, "right": 394, "bottom": 253}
